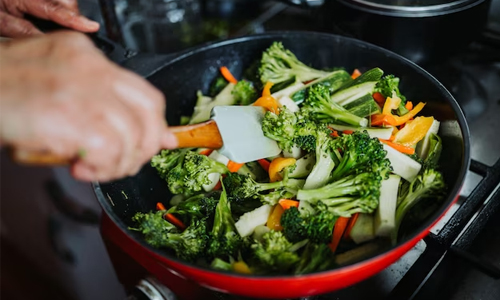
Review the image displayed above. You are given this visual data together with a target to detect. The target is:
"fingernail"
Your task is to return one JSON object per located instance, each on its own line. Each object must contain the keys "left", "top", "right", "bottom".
{"left": 162, "top": 130, "right": 178, "bottom": 149}
{"left": 78, "top": 16, "right": 100, "bottom": 30}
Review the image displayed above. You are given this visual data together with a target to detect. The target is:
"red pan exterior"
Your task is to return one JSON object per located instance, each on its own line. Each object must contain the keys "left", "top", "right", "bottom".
{"left": 95, "top": 32, "right": 470, "bottom": 299}
{"left": 101, "top": 193, "right": 461, "bottom": 299}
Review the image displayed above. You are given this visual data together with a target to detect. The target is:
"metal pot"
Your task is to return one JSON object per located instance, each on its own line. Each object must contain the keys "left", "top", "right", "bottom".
{"left": 323, "top": 0, "right": 492, "bottom": 65}
{"left": 92, "top": 31, "right": 470, "bottom": 299}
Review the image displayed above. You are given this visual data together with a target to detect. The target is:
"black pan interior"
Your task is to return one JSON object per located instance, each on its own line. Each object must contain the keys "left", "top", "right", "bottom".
{"left": 95, "top": 32, "right": 470, "bottom": 275}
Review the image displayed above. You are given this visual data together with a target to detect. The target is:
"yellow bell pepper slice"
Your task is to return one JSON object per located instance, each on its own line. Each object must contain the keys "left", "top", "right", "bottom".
{"left": 232, "top": 261, "right": 252, "bottom": 274}
{"left": 268, "top": 157, "right": 296, "bottom": 183}
{"left": 394, "top": 116, "right": 435, "bottom": 147}
{"left": 266, "top": 204, "right": 284, "bottom": 231}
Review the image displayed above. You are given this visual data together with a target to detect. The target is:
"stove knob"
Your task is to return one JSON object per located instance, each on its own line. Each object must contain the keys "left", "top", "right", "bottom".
{"left": 127, "top": 277, "right": 177, "bottom": 300}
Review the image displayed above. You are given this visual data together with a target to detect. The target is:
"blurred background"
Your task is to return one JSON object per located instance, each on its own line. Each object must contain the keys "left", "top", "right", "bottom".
{"left": 1, "top": 1, "right": 499, "bottom": 300}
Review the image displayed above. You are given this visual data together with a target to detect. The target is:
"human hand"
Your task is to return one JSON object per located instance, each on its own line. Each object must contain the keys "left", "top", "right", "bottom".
{"left": 0, "top": 31, "right": 178, "bottom": 182}
{"left": 0, "top": 0, "right": 99, "bottom": 38}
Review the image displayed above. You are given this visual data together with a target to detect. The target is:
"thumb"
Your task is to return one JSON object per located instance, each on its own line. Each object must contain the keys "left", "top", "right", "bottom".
{"left": 161, "top": 129, "right": 178, "bottom": 149}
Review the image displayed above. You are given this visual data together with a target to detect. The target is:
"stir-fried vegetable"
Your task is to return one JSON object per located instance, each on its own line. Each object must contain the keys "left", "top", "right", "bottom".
{"left": 132, "top": 42, "right": 447, "bottom": 276}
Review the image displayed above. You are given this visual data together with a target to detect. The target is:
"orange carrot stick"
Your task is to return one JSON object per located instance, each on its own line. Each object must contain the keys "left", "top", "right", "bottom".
{"left": 342, "top": 213, "right": 360, "bottom": 240}
{"left": 156, "top": 202, "right": 166, "bottom": 211}
{"left": 257, "top": 158, "right": 271, "bottom": 172}
{"left": 342, "top": 130, "right": 354, "bottom": 135}
{"left": 199, "top": 149, "right": 213, "bottom": 156}
{"left": 405, "top": 101, "right": 413, "bottom": 110}
{"left": 330, "top": 130, "right": 339, "bottom": 138}
{"left": 351, "top": 69, "right": 362, "bottom": 79}
{"left": 165, "top": 213, "right": 186, "bottom": 230}
{"left": 378, "top": 138, "right": 416, "bottom": 155}
{"left": 220, "top": 66, "right": 238, "bottom": 84}
{"left": 278, "top": 199, "right": 300, "bottom": 210}
{"left": 329, "top": 216, "right": 350, "bottom": 253}
{"left": 372, "top": 92, "right": 386, "bottom": 105}
{"left": 371, "top": 113, "right": 397, "bottom": 126}
{"left": 227, "top": 160, "right": 245, "bottom": 173}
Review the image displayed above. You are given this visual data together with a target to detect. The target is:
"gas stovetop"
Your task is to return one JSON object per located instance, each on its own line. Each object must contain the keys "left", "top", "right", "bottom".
{"left": 88, "top": 2, "right": 500, "bottom": 299}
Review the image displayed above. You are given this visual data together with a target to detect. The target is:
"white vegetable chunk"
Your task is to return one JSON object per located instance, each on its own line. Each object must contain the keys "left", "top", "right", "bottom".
{"left": 328, "top": 124, "right": 393, "bottom": 140}
{"left": 278, "top": 96, "right": 300, "bottom": 113}
{"left": 202, "top": 172, "right": 220, "bottom": 192}
{"left": 271, "top": 82, "right": 305, "bottom": 99}
{"left": 416, "top": 119, "right": 441, "bottom": 159}
{"left": 383, "top": 144, "right": 422, "bottom": 182}
{"left": 349, "top": 213, "right": 375, "bottom": 244}
{"left": 235, "top": 205, "right": 273, "bottom": 237}
{"left": 374, "top": 175, "right": 401, "bottom": 237}
{"left": 208, "top": 150, "right": 230, "bottom": 166}
{"left": 283, "top": 144, "right": 302, "bottom": 159}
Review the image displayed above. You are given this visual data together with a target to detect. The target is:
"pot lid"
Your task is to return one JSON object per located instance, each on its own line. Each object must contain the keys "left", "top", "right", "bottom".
{"left": 338, "top": 0, "right": 486, "bottom": 17}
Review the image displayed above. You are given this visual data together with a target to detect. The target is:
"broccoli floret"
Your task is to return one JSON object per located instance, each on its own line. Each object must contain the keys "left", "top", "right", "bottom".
{"left": 302, "top": 85, "right": 368, "bottom": 127}
{"left": 151, "top": 149, "right": 187, "bottom": 182}
{"left": 394, "top": 168, "right": 446, "bottom": 241}
{"left": 259, "top": 188, "right": 297, "bottom": 206}
{"left": 302, "top": 125, "right": 337, "bottom": 189}
{"left": 183, "top": 151, "right": 229, "bottom": 193}
{"left": 294, "top": 243, "right": 336, "bottom": 275}
{"left": 259, "top": 42, "right": 329, "bottom": 85}
{"left": 210, "top": 257, "right": 233, "bottom": 272}
{"left": 293, "top": 112, "right": 323, "bottom": 152}
{"left": 374, "top": 75, "right": 408, "bottom": 116}
{"left": 130, "top": 211, "right": 178, "bottom": 247}
{"left": 297, "top": 170, "right": 385, "bottom": 217}
{"left": 251, "top": 230, "right": 303, "bottom": 272}
{"left": 232, "top": 80, "right": 258, "bottom": 105}
{"left": 330, "top": 130, "right": 391, "bottom": 181}
{"left": 167, "top": 193, "right": 219, "bottom": 220}
{"left": 261, "top": 108, "right": 298, "bottom": 152}
{"left": 222, "top": 173, "right": 285, "bottom": 200}
{"left": 280, "top": 205, "right": 337, "bottom": 244}
{"left": 131, "top": 211, "right": 209, "bottom": 261}
{"left": 210, "top": 75, "right": 228, "bottom": 97}
{"left": 208, "top": 181, "right": 242, "bottom": 258}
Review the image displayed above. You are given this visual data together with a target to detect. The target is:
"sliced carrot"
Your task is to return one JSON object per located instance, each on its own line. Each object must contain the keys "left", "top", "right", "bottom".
{"left": 329, "top": 216, "right": 350, "bottom": 253}
{"left": 266, "top": 204, "right": 284, "bottom": 231}
{"left": 342, "top": 213, "right": 360, "bottom": 240}
{"left": 213, "top": 180, "right": 222, "bottom": 190}
{"left": 227, "top": 160, "right": 245, "bottom": 173}
{"left": 330, "top": 130, "right": 339, "bottom": 138}
{"left": 257, "top": 158, "right": 271, "bottom": 172}
{"left": 342, "top": 130, "right": 354, "bottom": 135}
{"left": 165, "top": 213, "right": 186, "bottom": 230}
{"left": 156, "top": 202, "right": 166, "bottom": 211}
{"left": 269, "top": 157, "right": 296, "bottom": 183}
{"left": 378, "top": 138, "right": 416, "bottom": 155}
{"left": 199, "top": 149, "right": 213, "bottom": 156}
{"left": 351, "top": 69, "right": 362, "bottom": 79}
{"left": 371, "top": 114, "right": 397, "bottom": 126}
{"left": 372, "top": 92, "right": 386, "bottom": 105}
{"left": 405, "top": 101, "right": 413, "bottom": 110}
{"left": 220, "top": 66, "right": 238, "bottom": 84}
{"left": 278, "top": 199, "right": 299, "bottom": 210}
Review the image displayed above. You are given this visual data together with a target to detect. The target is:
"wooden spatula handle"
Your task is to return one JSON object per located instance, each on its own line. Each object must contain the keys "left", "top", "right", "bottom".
{"left": 10, "top": 120, "right": 223, "bottom": 166}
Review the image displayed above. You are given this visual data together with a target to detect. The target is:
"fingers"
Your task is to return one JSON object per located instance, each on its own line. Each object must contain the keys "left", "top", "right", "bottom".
{"left": 112, "top": 70, "right": 177, "bottom": 176}
{"left": 0, "top": 10, "right": 42, "bottom": 38}
{"left": 20, "top": 0, "right": 99, "bottom": 33}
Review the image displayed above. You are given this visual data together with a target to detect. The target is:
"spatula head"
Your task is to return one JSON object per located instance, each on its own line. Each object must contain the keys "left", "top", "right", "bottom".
{"left": 211, "top": 106, "right": 282, "bottom": 163}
